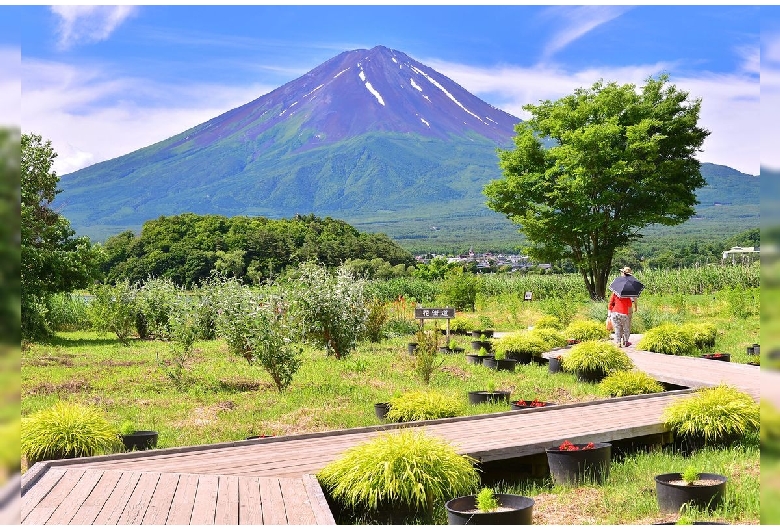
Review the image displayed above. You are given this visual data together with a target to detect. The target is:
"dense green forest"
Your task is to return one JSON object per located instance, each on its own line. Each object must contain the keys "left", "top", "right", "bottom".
{"left": 100, "top": 213, "right": 416, "bottom": 287}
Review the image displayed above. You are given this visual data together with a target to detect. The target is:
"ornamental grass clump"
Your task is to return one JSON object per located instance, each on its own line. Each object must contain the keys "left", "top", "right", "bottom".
{"left": 21, "top": 402, "right": 120, "bottom": 465}
{"left": 535, "top": 315, "right": 563, "bottom": 330}
{"left": 598, "top": 370, "right": 664, "bottom": 397}
{"left": 475, "top": 487, "right": 499, "bottom": 512}
{"left": 661, "top": 384, "right": 759, "bottom": 446}
{"left": 564, "top": 319, "right": 610, "bottom": 342}
{"left": 492, "top": 331, "right": 547, "bottom": 358}
{"left": 386, "top": 391, "right": 462, "bottom": 422}
{"left": 636, "top": 323, "right": 695, "bottom": 355}
{"left": 680, "top": 322, "right": 717, "bottom": 349}
{"left": 561, "top": 341, "right": 634, "bottom": 374}
{"left": 529, "top": 327, "right": 568, "bottom": 349}
{"left": 317, "top": 430, "right": 479, "bottom": 519}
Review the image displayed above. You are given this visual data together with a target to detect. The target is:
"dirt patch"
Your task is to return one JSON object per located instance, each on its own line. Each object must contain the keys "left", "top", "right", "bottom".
{"left": 25, "top": 378, "right": 90, "bottom": 396}
{"left": 441, "top": 366, "right": 471, "bottom": 380}
{"left": 25, "top": 355, "right": 74, "bottom": 367}
{"left": 530, "top": 488, "right": 602, "bottom": 525}
{"left": 170, "top": 401, "right": 237, "bottom": 428}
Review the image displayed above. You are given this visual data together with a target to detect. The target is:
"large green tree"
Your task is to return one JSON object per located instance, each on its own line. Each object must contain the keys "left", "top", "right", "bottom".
{"left": 484, "top": 76, "right": 709, "bottom": 299}
{"left": 21, "top": 133, "right": 102, "bottom": 339}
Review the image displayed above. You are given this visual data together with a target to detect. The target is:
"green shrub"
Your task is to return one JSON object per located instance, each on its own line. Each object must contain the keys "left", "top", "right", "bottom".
{"left": 564, "top": 319, "right": 610, "bottom": 342}
{"left": 680, "top": 322, "right": 717, "bottom": 349}
{"left": 288, "top": 263, "right": 369, "bottom": 359}
{"left": 383, "top": 317, "right": 419, "bottom": 338}
{"left": 412, "top": 330, "right": 443, "bottom": 385}
{"left": 475, "top": 487, "right": 499, "bottom": 512}
{"left": 135, "top": 277, "right": 179, "bottom": 339}
{"left": 449, "top": 317, "right": 472, "bottom": 334}
{"left": 529, "top": 328, "right": 567, "bottom": 349}
{"left": 21, "top": 402, "right": 120, "bottom": 465}
{"left": 493, "top": 331, "right": 548, "bottom": 358}
{"left": 386, "top": 391, "right": 462, "bottom": 422}
{"left": 534, "top": 315, "right": 562, "bottom": 330}
{"left": 539, "top": 297, "right": 581, "bottom": 327}
{"left": 363, "top": 299, "right": 389, "bottom": 343}
{"left": 636, "top": 323, "right": 695, "bottom": 355}
{"left": 681, "top": 465, "right": 700, "bottom": 485}
{"left": 661, "top": 384, "right": 760, "bottom": 446}
{"left": 317, "top": 430, "right": 479, "bottom": 519}
{"left": 440, "top": 270, "right": 480, "bottom": 312}
{"left": 89, "top": 280, "right": 138, "bottom": 343}
{"left": 598, "top": 370, "right": 664, "bottom": 397}
{"left": 0, "top": 420, "right": 20, "bottom": 473}
{"left": 46, "top": 293, "right": 91, "bottom": 332}
{"left": 561, "top": 341, "right": 634, "bottom": 374}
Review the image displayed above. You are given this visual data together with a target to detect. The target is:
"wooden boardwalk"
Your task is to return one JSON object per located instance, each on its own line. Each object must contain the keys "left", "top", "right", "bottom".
{"left": 19, "top": 336, "right": 761, "bottom": 525}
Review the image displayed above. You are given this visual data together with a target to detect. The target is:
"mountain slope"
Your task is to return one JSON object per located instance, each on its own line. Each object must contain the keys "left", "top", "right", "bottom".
{"left": 55, "top": 45, "right": 759, "bottom": 247}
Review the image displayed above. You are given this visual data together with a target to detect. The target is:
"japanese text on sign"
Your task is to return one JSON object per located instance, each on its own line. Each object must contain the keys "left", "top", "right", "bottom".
{"left": 414, "top": 308, "right": 456, "bottom": 319}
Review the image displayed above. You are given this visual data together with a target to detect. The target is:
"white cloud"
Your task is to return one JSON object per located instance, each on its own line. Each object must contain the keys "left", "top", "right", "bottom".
{"left": 761, "top": 33, "right": 780, "bottom": 171}
{"left": 427, "top": 57, "right": 760, "bottom": 175}
{"left": 538, "top": 6, "right": 633, "bottom": 62}
{"left": 0, "top": 47, "right": 20, "bottom": 127}
{"left": 51, "top": 5, "right": 138, "bottom": 50}
{"left": 22, "top": 59, "right": 275, "bottom": 175}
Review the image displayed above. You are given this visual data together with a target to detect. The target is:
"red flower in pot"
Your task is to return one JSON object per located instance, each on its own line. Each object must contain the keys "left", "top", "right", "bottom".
{"left": 558, "top": 440, "right": 596, "bottom": 451}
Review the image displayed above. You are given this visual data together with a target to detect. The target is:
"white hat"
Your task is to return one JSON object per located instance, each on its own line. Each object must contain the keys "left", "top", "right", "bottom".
{"left": 620, "top": 266, "right": 632, "bottom": 274}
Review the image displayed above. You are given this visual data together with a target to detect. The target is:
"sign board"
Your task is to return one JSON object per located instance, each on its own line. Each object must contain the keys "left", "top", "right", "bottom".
{"left": 524, "top": 291, "right": 533, "bottom": 301}
{"left": 414, "top": 308, "right": 456, "bottom": 319}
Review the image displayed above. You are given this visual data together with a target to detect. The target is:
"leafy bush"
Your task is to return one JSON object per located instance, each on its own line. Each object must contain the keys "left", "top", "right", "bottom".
{"left": 134, "top": 277, "right": 179, "bottom": 339}
{"left": 89, "top": 280, "right": 138, "bottom": 343}
{"left": 439, "top": 270, "right": 480, "bottom": 311}
{"left": 412, "top": 330, "right": 443, "bottom": 385}
{"left": 561, "top": 341, "right": 634, "bottom": 374}
{"left": 598, "top": 370, "right": 664, "bottom": 397}
{"left": 46, "top": 293, "right": 91, "bottom": 332}
{"left": 534, "top": 315, "right": 562, "bottom": 330}
{"left": 21, "top": 402, "right": 120, "bottom": 465}
{"left": 317, "top": 430, "right": 479, "bottom": 519}
{"left": 363, "top": 299, "right": 389, "bottom": 343}
{"left": 717, "top": 286, "right": 759, "bottom": 319}
{"left": 386, "top": 391, "right": 462, "bottom": 422}
{"left": 539, "top": 297, "right": 581, "bottom": 327}
{"left": 636, "top": 323, "right": 695, "bottom": 355}
{"left": 288, "top": 263, "right": 369, "bottom": 359}
{"left": 163, "top": 295, "right": 202, "bottom": 387}
{"left": 449, "top": 317, "right": 472, "bottom": 334}
{"left": 661, "top": 384, "right": 760, "bottom": 446}
{"left": 564, "top": 319, "right": 610, "bottom": 342}
{"left": 383, "top": 317, "right": 419, "bottom": 338}
{"left": 492, "top": 331, "right": 548, "bottom": 357}
{"left": 680, "top": 322, "right": 717, "bottom": 349}
{"left": 529, "top": 328, "right": 567, "bottom": 349}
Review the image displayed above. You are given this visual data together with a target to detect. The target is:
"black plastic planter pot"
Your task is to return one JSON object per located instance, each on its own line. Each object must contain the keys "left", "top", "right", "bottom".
{"left": 574, "top": 367, "right": 606, "bottom": 383}
{"left": 548, "top": 356, "right": 563, "bottom": 374}
{"left": 374, "top": 402, "right": 391, "bottom": 420}
{"left": 465, "top": 354, "right": 483, "bottom": 366}
{"left": 408, "top": 343, "right": 418, "bottom": 355}
{"left": 655, "top": 473, "right": 727, "bottom": 514}
{"left": 482, "top": 358, "right": 517, "bottom": 372}
{"left": 445, "top": 494, "right": 533, "bottom": 525}
{"left": 468, "top": 390, "right": 511, "bottom": 405}
{"left": 507, "top": 351, "right": 533, "bottom": 365}
{"left": 471, "top": 341, "right": 492, "bottom": 352}
{"left": 120, "top": 431, "right": 158, "bottom": 451}
{"left": 546, "top": 442, "right": 611, "bottom": 485}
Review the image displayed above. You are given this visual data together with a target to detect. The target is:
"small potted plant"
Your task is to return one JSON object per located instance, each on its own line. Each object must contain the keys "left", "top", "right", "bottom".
{"left": 700, "top": 352, "right": 730, "bottom": 362}
{"left": 511, "top": 398, "right": 556, "bottom": 410}
{"left": 385, "top": 390, "right": 462, "bottom": 422}
{"left": 468, "top": 382, "right": 510, "bottom": 405}
{"left": 560, "top": 341, "right": 633, "bottom": 383}
{"left": 548, "top": 353, "right": 564, "bottom": 373}
{"left": 374, "top": 402, "right": 392, "bottom": 420}
{"left": 655, "top": 465, "right": 728, "bottom": 514}
{"left": 482, "top": 349, "right": 517, "bottom": 372}
{"left": 545, "top": 439, "right": 612, "bottom": 485}
{"left": 492, "top": 331, "right": 546, "bottom": 365}
{"left": 119, "top": 420, "right": 159, "bottom": 451}
{"left": 448, "top": 338, "right": 465, "bottom": 354}
{"left": 407, "top": 341, "right": 418, "bottom": 355}
{"left": 445, "top": 486, "right": 534, "bottom": 524}
{"left": 598, "top": 370, "right": 664, "bottom": 397}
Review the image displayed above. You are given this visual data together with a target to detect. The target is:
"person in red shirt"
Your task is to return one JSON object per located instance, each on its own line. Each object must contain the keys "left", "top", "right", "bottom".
{"left": 608, "top": 267, "right": 638, "bottom": 346}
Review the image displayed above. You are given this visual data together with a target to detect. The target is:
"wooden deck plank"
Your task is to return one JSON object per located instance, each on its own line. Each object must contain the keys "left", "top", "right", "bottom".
{"left": 258, "top": 478, "right": 287, "bottom": 525}
{"left": 44, "top": 469, "right": 103, "bottom": 525}
{"left": 20, "top": 467, "right": 65, "bottom": 523}
{"left": 279, "top": 477, "right": 316, "bottom": 525}
{"left": 303, "top": 474, "right": 337, "bottom": 525}
{"left": 189, "top": 474, "right": 218, "bottom": 524}
{"left": 69, "top": 470, "right": 124, "bottom": 525}
{"left": 215, "top": 474, "right": 240, "bottom": 525}
{"left": 91, "top": 471, "right": 142, "bottom": 524}
{"left": 237, "top": 476, "right": 264, "bottom": 525}
{"left": 117, "top": 472, "right": 160, "bottom": 524}
{"left": 141, "top": 472, "right": 180, "bottom": 525}
{"left": 22, "top": 469, "right": 84, "bottom": 525}
{"left": 165, "top": 473, "right": 199, "bottom": 525}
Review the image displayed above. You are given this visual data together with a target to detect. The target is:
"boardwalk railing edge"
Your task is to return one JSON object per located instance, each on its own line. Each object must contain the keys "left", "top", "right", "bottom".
{"left": 30, "top": 389, "right": 696, "bottom": 472}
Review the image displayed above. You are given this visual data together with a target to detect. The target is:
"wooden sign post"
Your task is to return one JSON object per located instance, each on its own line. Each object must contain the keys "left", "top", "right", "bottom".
{"left": 414, "top": 307, "right": 456, "bottom": 339}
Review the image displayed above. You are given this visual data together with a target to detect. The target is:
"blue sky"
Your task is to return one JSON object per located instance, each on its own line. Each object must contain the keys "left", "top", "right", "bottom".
{"left": 11, "top": 4, "right": 773, "bottom": 175}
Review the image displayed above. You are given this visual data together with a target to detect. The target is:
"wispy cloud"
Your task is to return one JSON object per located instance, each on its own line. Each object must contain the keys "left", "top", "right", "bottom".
{"left": 22, "top": 59, "right": 275, "bottom": 174}
{"left": 428, "top": 55, "right": 760, "bottom": 175}
{"left": 51, "top": 5, "right": 138, "bottom": 50}
{"left": 761, "top": 32, "right": 780, "bottom": 170}
{"left": 537, "top": 6, "right": 633, "bottom": 62}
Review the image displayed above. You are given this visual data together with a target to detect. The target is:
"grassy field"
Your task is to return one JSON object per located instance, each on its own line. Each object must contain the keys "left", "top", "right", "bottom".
{"left": 20, "top": 288, "right": 762, "bottom": 524}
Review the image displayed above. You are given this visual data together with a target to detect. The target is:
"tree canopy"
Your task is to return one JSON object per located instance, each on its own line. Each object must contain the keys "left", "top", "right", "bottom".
{"left": 22, "top": 133, "right": 102, "bottom": 339}
{"left": 484, "top": 76, "right": 710, "bottom": 299}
